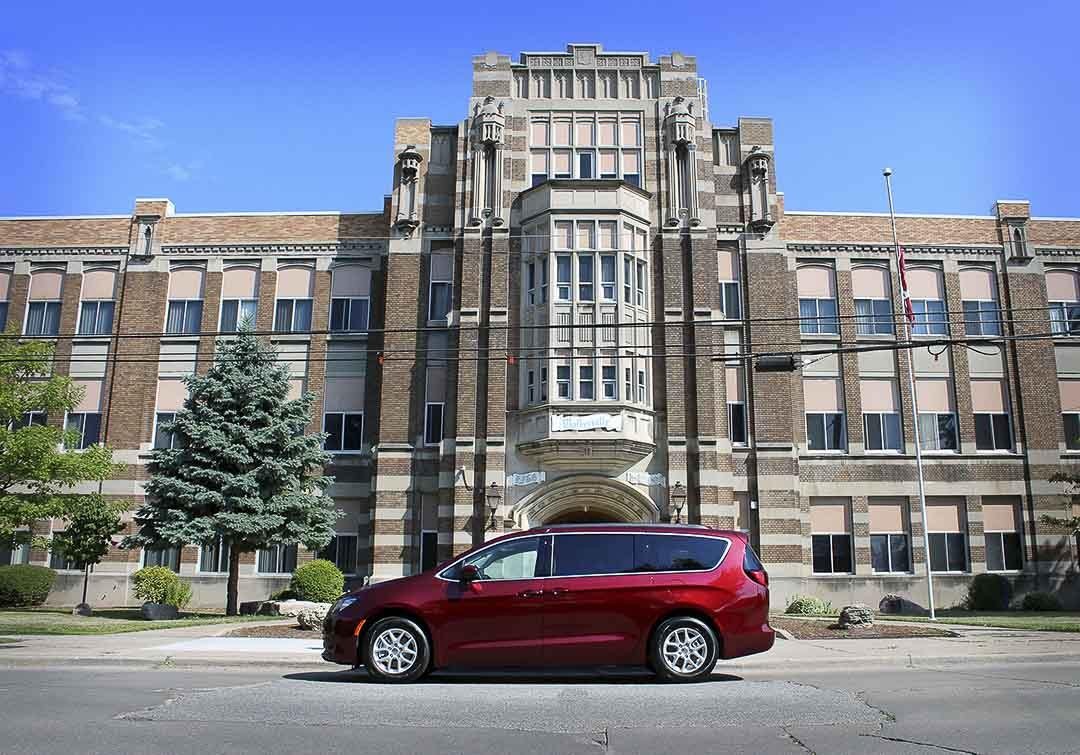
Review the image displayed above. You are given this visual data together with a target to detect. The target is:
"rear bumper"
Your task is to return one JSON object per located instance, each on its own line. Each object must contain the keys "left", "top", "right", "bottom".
{"left": 721, "top": 624, "right": 775, "bottom": 660}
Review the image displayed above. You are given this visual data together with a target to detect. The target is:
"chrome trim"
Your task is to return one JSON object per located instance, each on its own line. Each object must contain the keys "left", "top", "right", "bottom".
{"left": 435, "top": 531, "right": 732, "bottom": 583}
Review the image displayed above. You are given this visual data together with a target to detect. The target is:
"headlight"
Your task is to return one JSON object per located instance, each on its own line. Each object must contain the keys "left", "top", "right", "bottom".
{"left": 331, "top": 595, "right": 359, "bottom": 615}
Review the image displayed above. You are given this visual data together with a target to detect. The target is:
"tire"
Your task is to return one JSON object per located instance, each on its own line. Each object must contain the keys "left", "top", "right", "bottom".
{"left": 362, "top": 617, "right": 431, "bottom": 683}
{"left": 650, "top": 616, "right": 719, "bottom": 683}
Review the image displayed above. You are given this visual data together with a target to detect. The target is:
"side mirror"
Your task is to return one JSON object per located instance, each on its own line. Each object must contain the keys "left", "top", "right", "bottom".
{"left": 459, "top": 564, "right": 481, "bottom": 582}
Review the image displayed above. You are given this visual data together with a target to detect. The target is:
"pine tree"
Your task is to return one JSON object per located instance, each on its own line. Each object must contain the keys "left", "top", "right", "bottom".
{"left": 0, "top": 336, "right": 117, "bottom": 549}
{"left": 125, "top": 330, "right": 337, "bottom": 615}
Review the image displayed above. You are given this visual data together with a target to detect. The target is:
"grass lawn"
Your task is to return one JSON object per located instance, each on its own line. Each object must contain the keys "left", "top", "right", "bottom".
{"left": 0, "top": 607, "right": 282, "bottom": 636}
{"left": 774, "top": 611, "right": 1080, "bottom": 633}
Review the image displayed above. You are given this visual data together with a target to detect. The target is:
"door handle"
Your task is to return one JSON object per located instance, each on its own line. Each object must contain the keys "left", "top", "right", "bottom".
{"left": 549, "top": 587, "right": 571, "bottom": 598}
{"left": 518, "top": 589, "right": 544, "bottom": 598}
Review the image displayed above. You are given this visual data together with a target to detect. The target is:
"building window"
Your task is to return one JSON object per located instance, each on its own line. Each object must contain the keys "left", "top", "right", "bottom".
{"left": 1049, "top": 301, "right": 1080, "bottom": 336}
{"left": 578, "top": 255, "right": 594, "bottom": 301}
{"left": 799, "top": 298, "right": 839, "bottom": 335}
{"left": 579, "top": 366, "right": 594, "bottom": 400}
{"left": 806, "top": 413, "right": 845, "bottom": 451}
{"left": 428, "top": 255, "right": 453, "bottom": 321}
{"left": 323, "top": 412, "right": 364, "bottom": 452}
{"left": 329, "top": 297, "right": 369, "bottom": 333}
{"left": 557, "top": 365, "right": 571, "bottom": 399}
{"left": 78, "top": 300, "right": 115, "bottom": 336}
{"left": 0, "top": 301, "right": 8, "bottom": 331}
{"left": 635, "top": 261, "right": 646, "bottom": 307}
{"left": 556, "top": 255, "right": 572, "bottom": 301}
{"left": 810, "top": 499, "right": 853, "bottom": 574}
{"left": 637, "top": 369, "right": 647, "bottom": 403}
{"left": 319, "top": 534, "right": 358, "bottom": 575}
{"left": 854, "top": 299, "right": 893, "bottom": 335}
{"left": 870, "top": 533, "right": 909, "bottom": 573}
{"left": 928, "top": 532, "right": 966, "bottom": 572}
{"left": 863, "top": 412, "right": 902, "bottom": 452}
{"left": 963, "top": 300, "right": 1001, "bottom": 336}
{"left": 14, "top": 412, "right": 47, "bottom": 429}
{"left": 424, "top": 402, "right": 444, "bottom": 446}
{"left": 25, "top": 301, "right": 62, "bottom": 336}
{"left": 911, "top": 299, "right": 947, "bottom": 335}
{"left": 529, "top": 112, "right": 643, "bottom": 185}
{"left": 49, "top": 533, "right": 79, "bottom": 570}
{"left": 257, "top": 543, "right": 298, "bottom": 574}
{"left": 623, "top": 257, "right": 633, "bottom": 304}
{"left": 720, "top": 281, "right": 741, "bottom": 320}
{"left": 526, "top": 369, "right": 536, "bottom": 403}
{"left": 153, "top": 413, "right": 181, "bottom": 450}
{"left": 729, "top": 402, "right": 747, "bottom": 445}
{"left": 974, "top": 414, "right": 1012, "bottom": 451}
{"left": 812, "top": 533, "right": 852, "bottom": 574}
{"left": 526, "top": 262, "right": 537, "bottom": 305}
{"left": 65, "top": 412, "right": 102, "bottom": 449}
{"left": 143, "top": 544, "right": 181, "bottom": 573}
{"left": 601, "top": 365, "right": 617, "bottom": 399}
{"left": 199, "top": 538, "right": 230, "bottom": 573}
{"left": 918, "top": 413, "right": 958, "bottom": 451}
{"left": 420, "top": 530, "right": 439, "bottom": 572}
{"left": 600, "top": 255, "right": 616, "bottom": 300}
{"left": 540, "top": 367, "right": 548, "bottom": 402}
{"left": 220, "top": 299, "right": 257, "bottom": 333}
{"left": 0, "top": 536, "right": 31, "bottom": 566}
{"left": 1064, "top": 413, "right": 1080, "bottom": 450}
{"left": 984, "top": 531, "right": 1022, "bottom": 572}
{"left": 274, "top": 299, "right": 313, "bottom": 333}
{"left": 624, "top": 367, "right": 633, "bottom": 403}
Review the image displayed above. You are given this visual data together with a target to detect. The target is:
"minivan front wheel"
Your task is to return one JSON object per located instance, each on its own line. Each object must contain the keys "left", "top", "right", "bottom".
{"left": 363, "top": 617, "right": 431, "bottom": 683}
{"left": 650, "top": 617, "right": 719, "bottom": 682}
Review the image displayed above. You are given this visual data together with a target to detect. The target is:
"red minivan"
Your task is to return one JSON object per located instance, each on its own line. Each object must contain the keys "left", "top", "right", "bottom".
{"left": 323, "top": 523, "right": 774, "bottom": 682}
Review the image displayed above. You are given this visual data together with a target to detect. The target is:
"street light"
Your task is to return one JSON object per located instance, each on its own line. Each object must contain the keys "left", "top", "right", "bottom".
{"left": 670, "top": 483, "right": 686, "bottom": 524}
{"left": 485, "top": 482, "right": 502, "bottom": 529}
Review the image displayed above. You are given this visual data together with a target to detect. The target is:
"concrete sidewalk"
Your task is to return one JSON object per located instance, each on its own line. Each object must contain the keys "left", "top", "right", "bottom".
{"left": 2, "top": 619, "right": 1079, "bottom": 672}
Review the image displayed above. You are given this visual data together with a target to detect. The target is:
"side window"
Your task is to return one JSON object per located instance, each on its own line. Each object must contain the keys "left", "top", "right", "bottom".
{"left": 552, "top": 534, "right": 634, "bottom": 576}
{"left": 634, "top": 535, "right": 728, "bottom": 572}
{"left": 449, "top": 536, "right": 542, "bottom": 581}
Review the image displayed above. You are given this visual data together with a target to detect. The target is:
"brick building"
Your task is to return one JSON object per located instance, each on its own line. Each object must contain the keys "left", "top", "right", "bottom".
{"left": 2, "top": 44, "right": 1079, "bottom": 609}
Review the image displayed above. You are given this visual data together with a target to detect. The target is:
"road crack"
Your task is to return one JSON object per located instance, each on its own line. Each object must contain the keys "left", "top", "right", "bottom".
{"left": 782, "top": 725, "right": 816, "bottom": 754}
{"left": 861, "top": 732, "right": 980, "bottom": 754}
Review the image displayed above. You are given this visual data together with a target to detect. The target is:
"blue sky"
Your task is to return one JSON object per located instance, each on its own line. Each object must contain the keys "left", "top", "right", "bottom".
{"left": 1, "top": 1, "right": 1076, "bottom": 218}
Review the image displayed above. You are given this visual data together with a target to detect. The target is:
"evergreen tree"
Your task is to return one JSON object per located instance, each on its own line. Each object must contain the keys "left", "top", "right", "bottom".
{"left": 125, "top": 330, "right": 337, "bottom": 614}
{"left": 0, "top": 336, "right": 117, "bottom": 548}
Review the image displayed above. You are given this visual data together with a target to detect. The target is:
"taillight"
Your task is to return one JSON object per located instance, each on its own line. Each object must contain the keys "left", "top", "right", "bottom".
{"left": 746, "top": 568, "right": 769, "bottom": 587}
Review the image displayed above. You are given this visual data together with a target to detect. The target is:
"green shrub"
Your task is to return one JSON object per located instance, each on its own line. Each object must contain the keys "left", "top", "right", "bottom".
{"left": 1020, "top": 591, "right": 1063, "bottom": 612}
{"left": 289, "top": 559, "right": 344, "bottom": 603}
{"left": 0, "top": 565, "right": 56, "bottom": 607}
{"left": 132, "top": 566, "right": 192, "bottom": 607}
{"left": 965, "top": 573, "right": 1012, "bottom": 611}
{"left": 785, "top": 595, "right": 833, "bottom": 615}
{"left": 269, "top": 588, "right": 298, "bottom": 601}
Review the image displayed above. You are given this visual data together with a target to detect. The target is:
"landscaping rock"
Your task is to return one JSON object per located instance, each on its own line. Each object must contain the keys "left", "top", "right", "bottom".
{"left": 837, "top": 603, "right": 874, "bottom": 629}
{"left": 296, "top": 604, "right": 330, "bottom": 630}
{"left": 72, "top": 603, "right": 92, "bottom": 617}
{"left": 879, "top": 594, "right": 926, "bottom": 616}
{"left": 239, "top": 601, "right": 264, "bottom": 616}
{"left": 262, "top": 599, "right": 327, "bottom": 617}
{"left": 140, "top": 602, "right": 179, "bottom": 620}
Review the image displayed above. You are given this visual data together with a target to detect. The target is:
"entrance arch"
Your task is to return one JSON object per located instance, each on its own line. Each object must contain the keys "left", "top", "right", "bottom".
{"left": 512, "top": 474, "right": 660, "bottom": 529}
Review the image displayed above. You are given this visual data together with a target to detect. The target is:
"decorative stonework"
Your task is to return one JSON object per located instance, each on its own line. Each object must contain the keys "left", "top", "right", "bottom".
{"left": 745, "top": 147, "right": 774, "bottom": 233}
{"left": 664, "top": 96, "right": 700, "bottom": 227}
{"left": 394, "top": 145, "right": 423, "bottom": 238}
{"left": 469, "top": 97, "right": 506, "bottom": 226}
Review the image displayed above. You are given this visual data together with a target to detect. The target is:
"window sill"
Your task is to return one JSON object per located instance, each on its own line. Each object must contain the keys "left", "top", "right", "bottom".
{"left": 974, "top": 450, "right": 1018, "bottom": 455}
{"left": 327, "top": 332, "right": 369, "bottom": 340}
{"left": 270, "top": 332, "right": 312, "bottom": 341}
{"left": 929, "top": 571, "right": 970, "bottom": 576}
{"left": 871, "top": 571, "right": 914, "bottom": 576}
{"left": 810, "top": 572, "right": 856, "bottom": 577}
{"left": 800, "top": 334, "right": 841, "bottom": 341}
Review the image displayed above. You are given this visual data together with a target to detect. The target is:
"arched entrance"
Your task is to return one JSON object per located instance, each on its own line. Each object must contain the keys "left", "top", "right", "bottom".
{"left": 512, "top": 474, "right": 660, "bottom": 528}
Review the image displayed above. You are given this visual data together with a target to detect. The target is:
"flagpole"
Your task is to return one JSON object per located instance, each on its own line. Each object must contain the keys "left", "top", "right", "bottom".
{"left": 883, "top": 167, "right": 937, "bottom": 621}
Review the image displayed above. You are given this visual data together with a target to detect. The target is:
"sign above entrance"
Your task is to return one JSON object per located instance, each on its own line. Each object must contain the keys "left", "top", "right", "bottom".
{"left": 506, "top": 471, "right": 546, "bottom": 488}
{"left": 624, "top": 471, "right": 666, "bottom": 487}
{"left": 551, "top": 413, "right": 622, "bottom": 432}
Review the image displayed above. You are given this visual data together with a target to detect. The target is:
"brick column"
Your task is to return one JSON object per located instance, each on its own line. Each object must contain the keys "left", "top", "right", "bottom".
{"left": 659, "top": 231, "right": 687, "bottom": 522}
{"left": 195, "top": 270, "right": 222, "bottom": 374}
{"left": 452, "top": 233, "right": 484, "bottom": 553}
{"left": 835, "top": 265, "right": 864, "bottom": 451}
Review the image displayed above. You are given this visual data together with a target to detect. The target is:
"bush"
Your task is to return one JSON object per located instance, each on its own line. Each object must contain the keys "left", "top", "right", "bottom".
{"left": 1020, "top": 591, "right": 1063, "bottom": 612}
{"left": 269, "top": 588, "right": 298, "bottom": 601}
{"left": 289, "top": 559, "right": 344, "bottom": 603}
{"left": 785, "top": 594, "right": 833, "bottom": 615}
{"left": 0, "top": 565, "right": 56, "bottom": 607}
{"left": 965, "top": 573, "right": 1012, "bottom": 611}
{"left": 132, "top": 566, "right": 192, "bottom": 608}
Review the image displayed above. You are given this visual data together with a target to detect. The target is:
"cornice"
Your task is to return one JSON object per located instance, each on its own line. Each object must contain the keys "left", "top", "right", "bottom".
{"left": 785, "top": 242, "right": 1003, "bottom": 256}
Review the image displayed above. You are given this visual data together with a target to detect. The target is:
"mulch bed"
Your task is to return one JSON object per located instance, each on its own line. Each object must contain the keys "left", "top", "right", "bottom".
{"left": 772, "top": 616, "right": 956, "bottom": 640}
{"left": 227, "top": 623, "right": 321, "bottom": 639}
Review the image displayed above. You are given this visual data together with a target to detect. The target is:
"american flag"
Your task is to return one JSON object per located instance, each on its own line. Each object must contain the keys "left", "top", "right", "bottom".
{"left": 898, "top": 245, "right": 915, "bottom": 325}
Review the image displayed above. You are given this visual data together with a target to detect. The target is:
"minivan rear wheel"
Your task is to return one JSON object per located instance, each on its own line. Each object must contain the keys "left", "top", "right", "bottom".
{"left": 650, "top": 616, "right": 718, "bottom": 683}
{"left": 362, "top": 617, "right": 431, "bottom": 683}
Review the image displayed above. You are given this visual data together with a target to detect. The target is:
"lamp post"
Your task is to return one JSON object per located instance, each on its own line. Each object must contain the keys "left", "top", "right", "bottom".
{"left": 670, "top": 483, "right": 687, "bottom": 524}
{"left": 485, "top": 482, "right": 502, "bottom": 529}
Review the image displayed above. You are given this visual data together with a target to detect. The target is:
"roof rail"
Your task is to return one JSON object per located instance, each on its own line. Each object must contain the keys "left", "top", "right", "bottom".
{"left": 537, "top": 523, "right": 711, "bottom": 530}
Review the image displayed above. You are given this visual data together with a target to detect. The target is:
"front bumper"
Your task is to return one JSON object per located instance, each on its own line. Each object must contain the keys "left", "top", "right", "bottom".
{"left": 322, "top": 612, "right": 364, "bottom": 665}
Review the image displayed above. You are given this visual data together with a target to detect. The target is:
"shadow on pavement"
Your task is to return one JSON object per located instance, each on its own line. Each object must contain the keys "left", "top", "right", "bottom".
{"left": 284, "top": 667, "right": 744, "bottom": 685}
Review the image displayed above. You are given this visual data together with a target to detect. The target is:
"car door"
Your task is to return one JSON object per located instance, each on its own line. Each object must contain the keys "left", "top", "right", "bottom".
{"left": 434, "top": 535, "right": 550, "bottom": 668}
{"left": 541, "top": 533, "right": 662, "bottom": 666}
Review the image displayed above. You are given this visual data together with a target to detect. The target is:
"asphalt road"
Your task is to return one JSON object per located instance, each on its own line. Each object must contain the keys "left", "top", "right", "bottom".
{"left": 1, "top": 659, "right": 1078, "bottom": 754}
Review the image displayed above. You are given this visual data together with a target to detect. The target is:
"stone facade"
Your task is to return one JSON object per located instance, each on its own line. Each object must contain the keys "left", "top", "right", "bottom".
{"left": 2, "top": 44, "right": 1079, "bottom": 609}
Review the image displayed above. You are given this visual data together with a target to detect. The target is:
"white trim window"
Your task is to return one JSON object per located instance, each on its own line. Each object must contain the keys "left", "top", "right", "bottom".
{"left": 420, "top": 530, "right": 439, "bottom": 572}
{"left": 539, "top": 367, "right": 548, "bottom": 402}
{"left": 319, "top": 534, "right": 358, "bottom": 575}
{"left": 13, "top": 411, "right": 47, "bottom": 429}
{"left": 854, "top": 298, "right": 892, "bottom": 335}
{"left": 928, "top": 532, "right": 967, "bottom": 573}
{"left": 0, "top": 534, "right": 31, "bottom": 566}
{"left": 1050, "top": 301, "right": 1080, "bottom": 336}
{"left": 424, "top": 402, "right": 444, "bottom": 446}
{"left": 556, "top": 255, "right": 572, "bottom": 301}
{"left": 799, "top": 298, "right": 839, "bottom": 335}
{"left": 601, "top": 365, "right": 617, "bottom": 400}
{"left": 578, "top": 365, "right": 594, "bottom": 400}
{"left": 323, "top": 412, "right": 364, "bottom": 452}
{"left": 806, "top": 412, "right": 845, "bottom": 451}
{"left": 65, "top": 412, "right": 102, "bottom": 449}
{"left": 974, "top": 413, "right": 1012, "bottom": 451}
{"left": 25, "top": 300, "right": 62, "bottom": 336}
{"left": 963, "top": 300, "right": 1001, "bottom": 336}
{"left": 811, "top": 533, "right": 853, "bottom": 574}
{"left": 918, "top": 412, "right": 958, "bottom": 451}
{"left": 863, "top": 412, "right": 902, "bottom": 452}
{"left": 257, "top": 543, "right": 298, "bottom": 574}
{"left": 198, "top": 538, "right": 230, "bottom": 573}
{"left": 78, "top": 300, "right": 115, "bottom": 336}
{"left": 526, "top": 368, "right": 536, "bottom": 404}
{"left": 637, "top": 369, "right": 647, "bottom": 404}
{"left": 428, "top": 278, "right": 452, "bottom": 323}
{"left": 635, "top": 260, "right": 646, "bottom": 307}
{"left": 1064, "top": 412, "right": 1080, "bottom": 451}
{"left": 219, "top": 299, "right": 257, "bottom": 333}
{"left": 153, "top": 412, "right": 182, "bottom": 450}
{"left": 870, "top": 533, "right": 910, "bottom": 573}
{"left": 143, "top": 544, "right": 181, "bottom": 572}
{"left": 720, "top": 281, "right": 741, "bottom": 320}
{"left": 48, "top": 532, "right": 80, "bottom": 571}
{"left": 331, "top": 296, "right": 370, "bottom": 333}
{"left": 600, "top": 255, "right": 616, "bottom": 301}
{"left": 728, "top": 402, "right": 747, "bottom": 445}
{"left": 911, "top": 299, "right": 947, "bottom": 335}
{"left": 274, "top": 298, "right": 313, "bottom": 333}
{"left": 557, "top": 365, "right": 572, "bottom": 399}
{"left": 166, "top": 300, "right": 203, "bottom": 335}
{"left": 985, "top": 530, "right": 1022, "bottom": 572}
